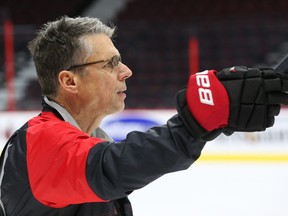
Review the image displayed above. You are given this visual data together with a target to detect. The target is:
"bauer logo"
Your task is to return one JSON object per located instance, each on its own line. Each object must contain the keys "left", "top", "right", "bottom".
{"left": 102, "top": 117, "right": 160, "bottom": 142}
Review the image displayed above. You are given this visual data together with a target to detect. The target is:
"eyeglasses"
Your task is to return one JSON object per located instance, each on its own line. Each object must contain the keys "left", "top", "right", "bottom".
{"left": 66, "top": 55, "right": 122, "bottom": 71}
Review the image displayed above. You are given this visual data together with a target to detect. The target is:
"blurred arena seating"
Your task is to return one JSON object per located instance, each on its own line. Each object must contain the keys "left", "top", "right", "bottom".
{"left": 115, "top": 0, "right": 288, "bottom": 108}
{"left": 1, "top": 0, "right": 288, "bottom": 110}
{"left": 117, "top": 0, "right": 288, "bottom": 21}
{"left": 0, "top": 0, "right": 96, "bottom": 25}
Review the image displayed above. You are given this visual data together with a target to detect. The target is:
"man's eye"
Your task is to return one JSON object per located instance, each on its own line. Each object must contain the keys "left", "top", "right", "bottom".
{"left": 104, "top": 61, "right": 114, "bottom": 68}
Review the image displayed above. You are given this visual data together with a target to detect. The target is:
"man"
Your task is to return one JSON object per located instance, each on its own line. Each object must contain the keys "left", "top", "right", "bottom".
{"left": 0, "top": 16, "right": 287, "bottom": 216}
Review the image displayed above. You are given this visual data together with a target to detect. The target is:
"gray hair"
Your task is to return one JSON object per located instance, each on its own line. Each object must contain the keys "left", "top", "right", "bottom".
{"left": 27, "top": 16, "right": 115, "bottom": 96}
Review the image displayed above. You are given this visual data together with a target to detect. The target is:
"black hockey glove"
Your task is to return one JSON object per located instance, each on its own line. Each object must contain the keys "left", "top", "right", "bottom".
{"left": 176, "top": 66, "right": 288, "bottom": 142}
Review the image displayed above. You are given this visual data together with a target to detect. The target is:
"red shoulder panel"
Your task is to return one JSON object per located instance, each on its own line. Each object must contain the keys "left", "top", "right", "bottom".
{"left": 27, "top": 111, "right": 107, "bottom": 208}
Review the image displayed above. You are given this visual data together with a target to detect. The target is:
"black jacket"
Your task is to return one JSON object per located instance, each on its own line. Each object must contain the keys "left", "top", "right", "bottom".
{"left": 0, "top": 101, "right": 205, "bottom": 216}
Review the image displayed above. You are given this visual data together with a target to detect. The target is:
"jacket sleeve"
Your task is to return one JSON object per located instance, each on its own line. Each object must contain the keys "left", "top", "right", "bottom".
{"left": 86, "top": 114, "right": 206, "bottom": 200}
{"left": 27, "top": 114, "right": 205, "bottom": 207}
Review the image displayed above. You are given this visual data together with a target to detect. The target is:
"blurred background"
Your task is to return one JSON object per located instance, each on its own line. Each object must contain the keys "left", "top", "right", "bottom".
{"left": 1, "top": 0, "right": 288, "bottom": 110}
{"left": 1, "top": 1, "right": 288, "bottom": 215}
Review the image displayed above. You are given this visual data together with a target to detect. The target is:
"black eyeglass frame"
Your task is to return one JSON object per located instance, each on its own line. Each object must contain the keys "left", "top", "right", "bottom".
{"left": 65, "top": 55, "right": 122, "bottom": 71}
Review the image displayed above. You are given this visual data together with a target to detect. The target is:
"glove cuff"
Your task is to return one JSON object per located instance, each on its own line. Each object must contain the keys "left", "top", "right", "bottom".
{"left": 186, "top": 70, "right": 230, "bottom": 131}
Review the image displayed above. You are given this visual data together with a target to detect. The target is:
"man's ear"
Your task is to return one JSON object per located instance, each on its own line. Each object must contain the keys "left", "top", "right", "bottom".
{"left": 58, "top": 70, "right": 78, "bottom": 94}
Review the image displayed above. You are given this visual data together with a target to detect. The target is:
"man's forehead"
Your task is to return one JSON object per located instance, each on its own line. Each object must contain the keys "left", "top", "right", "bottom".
{"left": 85, "top": 34, "right": 119, "bottom": 58}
